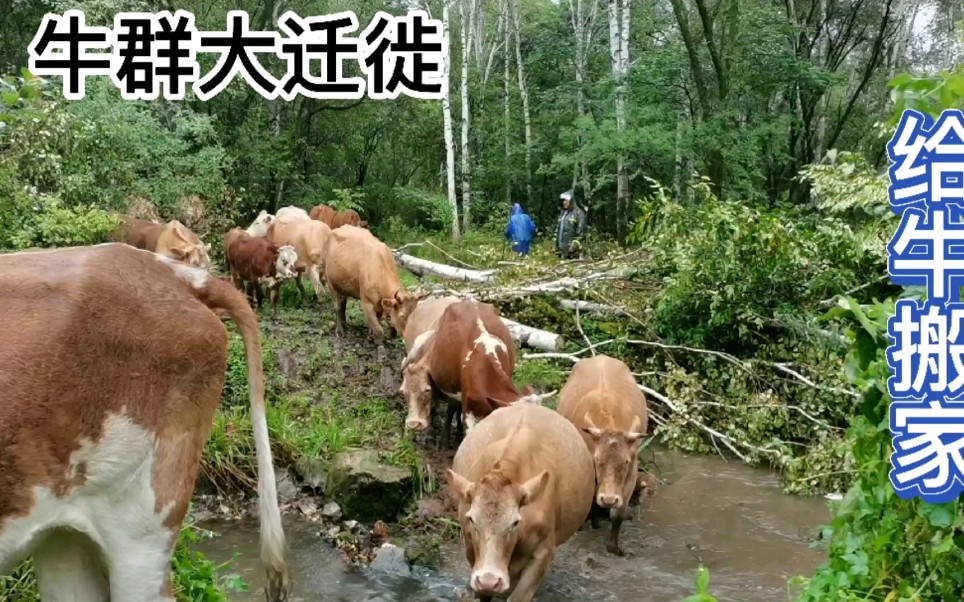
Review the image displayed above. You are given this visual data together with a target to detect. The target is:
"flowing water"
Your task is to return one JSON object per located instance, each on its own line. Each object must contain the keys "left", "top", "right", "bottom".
{"left": 196, "top": 448, "right": 831, "bottom": 602}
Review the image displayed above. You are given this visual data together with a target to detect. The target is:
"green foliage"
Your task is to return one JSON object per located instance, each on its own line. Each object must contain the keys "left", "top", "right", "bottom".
{"left": 795, "top": 298, "right": 964, "bottom": 601}
{"left": 630, "top": 177, "right": 885, "bottom": 355}
{"left": 887, "top": 65, "right": 964, "bottom": 119}
{"left": 682, "top": 566, "right": 719, "bottom": 602}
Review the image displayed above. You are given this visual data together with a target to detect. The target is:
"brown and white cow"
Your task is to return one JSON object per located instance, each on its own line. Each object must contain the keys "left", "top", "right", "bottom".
{"left": 224, "top": 228, "right": 299, "bottom": 315}
{"left": 309, "top": 204, "right": 336, "bottom": 227}
{"left": 400, "top": 299, "right": 542, "bottom": 447}
{"left": 447, "top": 402, "right": 595, "bottom": 602}
{"left": 0, "top": 243, "right": 290, "bottom": 602}
{"left": 323, "top": 225, "right": 419, "bottom": 361}
{"left": 331, "top": 209, "right": 368, "bottom": 230}
{"left": 109, "top": 215, "right": 212, "bottom": 270}
{"left": 556, "top": 355, "right": 648, "bottom": 555}
{"left": 266, "top": 218, "right": 331, "bottom": 307}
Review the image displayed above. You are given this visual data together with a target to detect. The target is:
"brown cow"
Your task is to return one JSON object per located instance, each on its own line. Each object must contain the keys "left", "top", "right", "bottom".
{"left": 0, "top": 243, "right": 290, "bottom": 602}
{"left": 109, "top": 215, "right": 212, "bottom": 269}
{"left": 323, "top": 225, "right": 418, "bottom": 360}
{"left": 309, "top": 204, "right": 336, "bottom": 227}
{"left": 331, "top": 209, "right": 368, "bottom": 229}
{"left": 556, "top": 355, "right": 648, "bottom": 555}
{"left": 223, "top": 228, "right": 299, "bottom": 315}
{"left": 447, "top": 402, "right": 595, "bottom": 602}
{"left": 266, "top": 218, "right": 331, "bottom": 306}
{"left": 399, "top": 299, "right": 542, "bottom": 448}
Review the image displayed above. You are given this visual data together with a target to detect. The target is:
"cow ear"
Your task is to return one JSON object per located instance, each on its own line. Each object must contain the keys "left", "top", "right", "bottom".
{"left": 381, "top": 298, "right": 399, "bottom": 311}
{"left": 581, "top": 412, "right": 604, "bottom": 439}
{"left": 625, "top": 415, "right": 647, "bottom": 445}
{"left": 169, "top": 247, "right": 187, "bottom": 260}
{"left": 447, "top": 469, "right": 474, "bottom": 503}
{"left": 519, "top": 471, "right": 549, "bottom": 506}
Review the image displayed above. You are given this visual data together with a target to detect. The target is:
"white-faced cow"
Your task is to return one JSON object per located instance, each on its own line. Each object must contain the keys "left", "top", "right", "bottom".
{"left": 0, "top": 243, "right": 290, "bottom": 602}
{"left": 447, "top": 402, "right": 595, "bottom": 602}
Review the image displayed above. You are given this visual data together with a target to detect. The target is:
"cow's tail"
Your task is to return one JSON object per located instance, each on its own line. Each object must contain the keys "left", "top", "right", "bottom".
{"left": 167, "top": 260, "right": 291, "bottom": 602}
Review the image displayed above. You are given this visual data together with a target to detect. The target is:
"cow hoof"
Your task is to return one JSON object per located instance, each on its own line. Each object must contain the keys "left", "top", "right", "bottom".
{"left": 606, "top": 543, "right": 626, "bottom": 556}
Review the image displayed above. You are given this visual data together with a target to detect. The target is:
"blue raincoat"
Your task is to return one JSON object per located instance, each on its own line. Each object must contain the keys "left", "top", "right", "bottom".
{"left": 504, "top": 203, "right": 537, "bottom": 255}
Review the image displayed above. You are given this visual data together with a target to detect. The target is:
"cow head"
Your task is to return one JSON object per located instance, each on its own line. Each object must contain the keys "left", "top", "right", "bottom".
{"left": 381, "top": 289, "right": 419, "bottom": 336}
{"left": 247, "top": 210, "right": 274, "bottom": 237}
{"left": 581, "top": 413, "right": 646, "bottom": 510}
{"left": 400, "top": 330, "right": 436, "bottom": 430}
{"left": 274, "top": 245, "right": 299, "bottom": 280}
{"left": 171, "top": 242, "right": 211, "bottom": 270}
{"left": 447, "top": 463, "right": 549, "bottom": 597}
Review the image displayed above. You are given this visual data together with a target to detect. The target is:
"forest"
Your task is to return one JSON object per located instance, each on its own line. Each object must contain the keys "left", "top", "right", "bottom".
{"left": 1, "top": 0, "right": 963, "bottom": 599}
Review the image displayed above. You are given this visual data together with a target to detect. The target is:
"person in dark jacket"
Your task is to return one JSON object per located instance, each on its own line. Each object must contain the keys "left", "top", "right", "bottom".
{"left": 504, "top": 203, "right": 537, "bottom": 256}
{"left": 555, "top": 190, "right": 586, "bottom": 258}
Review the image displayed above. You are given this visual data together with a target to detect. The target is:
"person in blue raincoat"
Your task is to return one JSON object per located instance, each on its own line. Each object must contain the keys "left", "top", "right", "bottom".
{"left": 504, "top": 203, "right": 537, "bottom": 256}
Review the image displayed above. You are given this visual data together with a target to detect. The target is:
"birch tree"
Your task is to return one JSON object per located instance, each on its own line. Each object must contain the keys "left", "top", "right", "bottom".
{"left": 567, "top": 0, "right": 599, "bottom": 206}
{"left": 460, "top": 0, "right": 477, "bottom": 233}
{"left": 503, "top": 0, "right": 512, "bottom": 206}
{"left": 442, "top": 0, "right": 460, "bottom": 240}
{"left": 607, "top": 0, "right": 630, "bottom": 245}
{"left": 509, "top": 0, "right": 533, "bottom": 205}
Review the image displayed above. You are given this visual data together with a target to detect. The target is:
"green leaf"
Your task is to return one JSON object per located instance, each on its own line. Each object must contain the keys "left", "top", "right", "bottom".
{"left": 920, "top": 502, "right": 956, "bottom": 528}
{"left": 887, "top": 73, "right": 914, "bottom": 88}
{"left": 1, "top": 91, "right": 18, "bottom": 107}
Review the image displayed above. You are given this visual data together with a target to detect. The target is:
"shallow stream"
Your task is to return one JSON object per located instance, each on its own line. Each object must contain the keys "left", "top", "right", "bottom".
{"left": 197, "top": 448, "right": 830, "bottom": 601}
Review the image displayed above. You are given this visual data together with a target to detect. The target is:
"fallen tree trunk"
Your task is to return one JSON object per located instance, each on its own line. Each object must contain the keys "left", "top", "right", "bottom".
{"left": 394, "top": 251, "right": 496, "bottom": 283}
{"left": 559, "top": 299, "right": 622, "bottom": 315}
{"left": 501, "top": 318, "right": 564, "bottom": 352}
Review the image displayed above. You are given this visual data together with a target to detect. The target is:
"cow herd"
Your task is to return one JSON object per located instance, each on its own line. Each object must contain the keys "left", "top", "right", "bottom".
{"left": 0, "top": 201, "right": 650, "bottom": 602}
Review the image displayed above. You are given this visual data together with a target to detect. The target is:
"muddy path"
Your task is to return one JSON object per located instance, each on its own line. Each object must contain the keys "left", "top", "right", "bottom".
{"left": 197, "top": 447, "right": 829, "bottom": 602}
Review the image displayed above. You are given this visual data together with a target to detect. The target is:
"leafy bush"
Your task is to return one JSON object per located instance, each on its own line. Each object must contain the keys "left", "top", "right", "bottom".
{"left": 794, "top": 299, "right": 964, "bottom": 601}
{"left": 631, "top": 176, "right": 887, "bottom": 355}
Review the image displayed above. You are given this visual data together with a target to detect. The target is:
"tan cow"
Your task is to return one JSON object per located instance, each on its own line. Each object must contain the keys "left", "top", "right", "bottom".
{"left": 274, "top": 205, "right": 311, "bottom": 223}
{"left": 109, "top": 215, "right": 212, "bottom": 269}
{"left": 447, "top": 402, "right": 595, "bottom": 602}
{"left": 556, "top": 354, "right": 648, "bottom": 555}
{"left": 323, "top": 225, "right": 419, "bottom": 361}
{"left": 266, "top": 218, "right": 331, "bottom": 306}
{"left": 0, "top": 243, "right": 290, "bottom": 602}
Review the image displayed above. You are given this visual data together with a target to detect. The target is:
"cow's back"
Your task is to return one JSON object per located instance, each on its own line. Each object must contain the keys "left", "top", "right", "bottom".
{"left": 428, "top": 301, "right": 486, "bottom": 395}
{"left": 268, "top": 220, "right": 328, "bottom": 268}
{"left": 110, "top": 215, "right": 163, "bottom": 250}
{"left": 0, "top": 244, "right": 228, "bottom": 523}
{"left": 557, "top": 355, "right": 648, "bottom": 437}
{"left": 309, "top": 204, "right": 336, "bottom": 227}
{"left": 332, "top": 210, "right": 362, "bottom": 229}
{"left": 452, "top": 403, "right": 595, "bottom": 543}
{"left": 403, "top": 296, "right": 459, "bottom": 350}
{"left": 325, "top": 226, "right": 395, "bottom": 300}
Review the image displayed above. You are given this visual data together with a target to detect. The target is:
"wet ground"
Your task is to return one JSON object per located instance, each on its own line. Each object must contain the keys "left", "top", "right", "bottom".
{"left": 197, "top": 448, "right": 830, "bottom": 602}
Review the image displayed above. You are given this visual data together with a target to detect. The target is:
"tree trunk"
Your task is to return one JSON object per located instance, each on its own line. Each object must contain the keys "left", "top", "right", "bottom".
{"left": 442, "top": 0, "right": 460, "bottom": 241}
{"left": 503, "top": 0, "right": 512, "bottom": 206}
{"left": 608, "top": 0, "right": 630, "bottom": 245}
{"left": 460, "top": 0, "right": 476, "bottom": 233}
{"left": 510, "top": 0, "right": 533, "bottom": 205}
{"left": 569, "top": 0, "right": 599, "bottom": 210}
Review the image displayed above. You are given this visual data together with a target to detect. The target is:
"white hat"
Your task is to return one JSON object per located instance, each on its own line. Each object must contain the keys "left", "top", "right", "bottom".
{"left": 560, "top": 190, "right": 572, "bottom": 201}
